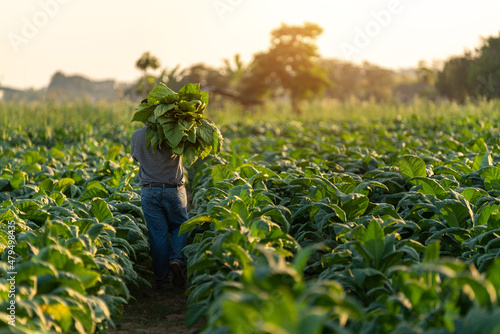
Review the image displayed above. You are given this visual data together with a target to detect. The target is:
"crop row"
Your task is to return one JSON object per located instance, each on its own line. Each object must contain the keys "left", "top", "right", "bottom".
{"left": 0, "top": 126, "right": 149, "bottom": 333}
{"left": 183, "top": 116, "right": 500, "bottom": 333}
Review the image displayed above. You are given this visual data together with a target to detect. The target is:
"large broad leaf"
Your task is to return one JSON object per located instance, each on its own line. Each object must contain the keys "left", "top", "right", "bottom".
{"left": 200, "top": 91, "right": 209, "bottom": 105}
{"left": 73, "top": 267, "right": 101, "bottom": 289}
{"left": 197, "top": 120, "right": 214, "bottom": 146}
{"left": 364, "top": 220, "right": 386, "bottom": 268}
{"left": 41, "top": 297, "right": 74, "bottom": 333}
{"left": 178, "top": 83, "right": 202, "bottom": 99}
{"left": 396, "top": 155, "right": 426, "bottom": 180}
{"left": 440, "top": 200, "right": 472, "bottom": 228}
{"left": 147, "top": 82, "right": 176, "bottom": 104}
{"left": 168, "top": 122, "right": 186, "bottom": 148}
{"left": 91, "top": 199, "right": 113, "bottom": 222}
{"left": 212, "top": 165, "right": 234, "bottom": 184}
{"left": 409, "top": 177, "right": 445, "bottom": 196}
{"left": 145, "top": 125, "right": 158, "bottom": 151}
{"left": 79, "top": 188, "right": 109, "bottom": 202}
{"left": 106, "top": 144, "right": 122, "bottom": 161}
{"left": 36, "top": 245, "right": 72, "bottom": 270}
{"left": 154, "top": 104, "right": 175, "bottom": 119}
{"left": 473, "top": 153, "right": 493, "bottom": 171}
{"left": 340, "top": 193, "right": 369, "bottom": 220}
{"left": 15, "top": 199, "right": 41, "bottom": 213}
{"left": 460, "top": 187, "right": 488, "bottom": 205}
{"left": 476, "top": 204, "right": 500, "bottom": 226}
{"left": 480, "top": 167, "right": 500, "bottom": 191}
{"left": 182, "top": 143, "right": 199, "bottom": 166}
{"left": 0, "top": 178, "right": 12, "bottom": 192}
{"left": 423, "top": 240, "right": 440, "bottom": 262}
{"left": 131, "top": 103, "right": 155, "bottom": 123}
{"left": 11, "top": 171, "right": 27, "bottom": 189}
{"left": 180, "top": 215, "right": 219, "bottom": 234}
{"left": 15, "top": 260, "right": 57, "bottom": 282}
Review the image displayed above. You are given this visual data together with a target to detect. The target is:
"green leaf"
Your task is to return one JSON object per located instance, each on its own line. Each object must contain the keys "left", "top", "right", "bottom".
{"left": 73, "top": 268, "right": 101, "bottom": 289}
{"left": 473, "top": 153, "right": 493, "bottom": 171}
{"left": 43, "top": 298, "right": 74, "bottom": 333}
{"left": 145, "top": 125, "right": 156, "bottom": 150}
{"left": 39, "top": 178, "right": 55, "bottom": 192}
{"left": 185, "top": 301, "right": 209, "bottom": 328}
{"left": 131, "top": 103, "right": 156, "bottom": 123}
{"left": 11, "top": 171, "right": 27, "bottom": 189}
{"left": 440, "top": 200, "right": 472, "bottom": 228}
{"left": 364, "top": 220, "right": 385, "bottom": 268}
{"left": 79, "top": 188, "right": 109, "bottom": 202}
{"left": 106, "top": 144, "right": 122, "bottom": 161}
{"left": 409, "top": 177, "right": 445, "bottom": 196}
{"left": 200, "top": 91, "right": 209, "bottom": 105}
{"left": 15, "top": 260, "right": 58, "bottom": 283}
{"left": 168, "top": 122, "right": 186, "bottom": 148}
{"left": 36, "top": 245, "right": 72, "bottom": 270}
{"left": 179, "top": 215, "right": 218, "bottom": 234}
{"left": 197, "top": 120, "right": 214, "bottom": 146}
{"left": 183, "top": 144, "right": 198, "bottom": 166}
{"left": 178, "top": 83, "right": 202, "bottom": 98}
{"left": 56, "top": 178, "right": 76, "bottom": 192}
{"left": 396, "top": 155, "right": 427, "bottom": 180}
{"left": 293, "top": 248, "right": 314, "bottom": 275}
{"left": 147, "top": 82, "right": 176, "bottom": 104}
{"left": 476, "top": 204, "right": 500, "bottom": 226}
{"left": 480, "top": 167, "right": 500, "bottom": 191}
{"left": 423, "top": 241, "right": 440, "bottom": 262}
{"left": 187, "top": 127, "right": 197, "bottom": 144}
{"left": 340, "top": 193, "right": 369, "bottom": 220}
{"left": 91, "top": 199, "right": 113, "bottom": 222}
{"left": 15, "top": 200, "right": 41, "bottom": 213}
{"left": 212, "top": 165, "right": 234, "bottom": 184}
{"left": 154, "top": 104, "right": 175, "bottom": 119}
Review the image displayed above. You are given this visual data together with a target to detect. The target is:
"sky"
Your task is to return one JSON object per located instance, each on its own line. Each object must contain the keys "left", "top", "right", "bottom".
{"left": 1, "top": 0, "right": 499, "bottom": 90}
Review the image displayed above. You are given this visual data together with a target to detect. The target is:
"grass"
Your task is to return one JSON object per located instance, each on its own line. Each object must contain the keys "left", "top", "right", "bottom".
{"left": 2, "top": 97, "right": 499, "bottom": 131}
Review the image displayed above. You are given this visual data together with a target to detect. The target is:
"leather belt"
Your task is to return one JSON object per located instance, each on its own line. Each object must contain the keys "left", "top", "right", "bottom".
{"left": 142, "top": 183, "right": 183, "bottom": 188}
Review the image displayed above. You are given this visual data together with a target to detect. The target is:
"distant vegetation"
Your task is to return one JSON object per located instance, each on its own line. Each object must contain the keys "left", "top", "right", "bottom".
{"left": 1, "top": 23, "right": 498, "bottom": 109}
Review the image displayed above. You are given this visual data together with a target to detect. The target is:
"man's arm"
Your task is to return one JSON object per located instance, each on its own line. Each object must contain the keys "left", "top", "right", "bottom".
{"left": 130, "top": 133, "right": 139, "bottom": 163}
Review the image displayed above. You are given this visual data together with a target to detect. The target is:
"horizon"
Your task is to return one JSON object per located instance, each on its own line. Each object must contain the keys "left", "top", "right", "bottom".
{"left": 1, "top": 0, "right": 499, "bottom": 90}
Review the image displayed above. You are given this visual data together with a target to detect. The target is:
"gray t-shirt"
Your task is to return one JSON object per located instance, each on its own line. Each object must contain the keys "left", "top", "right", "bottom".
{"left": 130, "top": 126, "right": 184, "bottom": 186}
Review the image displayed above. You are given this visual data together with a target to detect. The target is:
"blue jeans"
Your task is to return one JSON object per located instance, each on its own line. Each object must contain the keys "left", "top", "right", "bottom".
{"left": 140, "top": 185, "right": 188, "bottom": 286}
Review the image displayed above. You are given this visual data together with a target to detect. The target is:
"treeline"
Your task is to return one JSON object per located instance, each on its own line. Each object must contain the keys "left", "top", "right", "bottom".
{"left": 3, "top": 23, "right": 498, "bottom": 109}
{"left": 436, "top": 34, "right": 500, "bottom": 103}
{"left": 134, "top": 23, "right": 499, "bottom": 112}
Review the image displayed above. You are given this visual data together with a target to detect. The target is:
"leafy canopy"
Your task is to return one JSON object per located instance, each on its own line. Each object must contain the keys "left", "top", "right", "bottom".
{"left": 239, "top": 22, "right": 330, "bottom": 113}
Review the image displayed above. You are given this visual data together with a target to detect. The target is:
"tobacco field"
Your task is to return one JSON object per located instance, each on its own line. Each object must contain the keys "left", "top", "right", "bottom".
{"left": 1, "top": 100, "right": 500, "bottom": 333}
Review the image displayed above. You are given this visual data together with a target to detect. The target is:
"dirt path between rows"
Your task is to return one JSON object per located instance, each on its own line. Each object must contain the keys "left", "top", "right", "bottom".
{"left": 109, "top": 272, "right": 204, "bottom": 334}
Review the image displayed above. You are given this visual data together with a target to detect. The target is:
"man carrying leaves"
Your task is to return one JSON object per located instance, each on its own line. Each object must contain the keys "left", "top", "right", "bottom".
{"left": 130, "top": 82, "right": 222, "bottom": 290}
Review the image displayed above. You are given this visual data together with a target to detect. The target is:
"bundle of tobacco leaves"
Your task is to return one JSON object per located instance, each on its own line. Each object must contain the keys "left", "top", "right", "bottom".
{"left": 131, "top": 82, "right": 223, "bottom": 166}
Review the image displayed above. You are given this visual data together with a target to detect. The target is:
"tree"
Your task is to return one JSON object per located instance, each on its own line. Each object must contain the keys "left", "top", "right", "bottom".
{"left": 320, "top": 58, "right": 364, "bottom": 101}
{"left": 135, "top": 51, "right": 161, "bottom": 97}
{"left": 361, "top": 61, "right": 395, "bottom": 102}
{"left": 435, "top": 55, "right": 472, "bottom": 103}
{"left": 179, "top": 63, "right": 230, "bottom": 91}
{"left": 222, "top": 53, "right": 246, "bottom": 90}
{"left": 467, "top": 33, "right": 500, "bottom": 100}
{"left": 240, "top": 22, "right": 330, "bottom": 113}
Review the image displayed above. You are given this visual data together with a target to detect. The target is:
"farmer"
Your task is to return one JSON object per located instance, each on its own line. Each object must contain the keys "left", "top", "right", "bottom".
{"left": 130, "top": 102, "right": 188, "bottom": 289}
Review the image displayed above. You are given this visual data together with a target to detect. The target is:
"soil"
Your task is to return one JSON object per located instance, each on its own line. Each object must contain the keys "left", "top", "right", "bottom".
{"left": 109, "top": 272, "right": 204, "bottom": 334}
{"left": 110, "top": 190, "right": 203, "bottom": 334}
